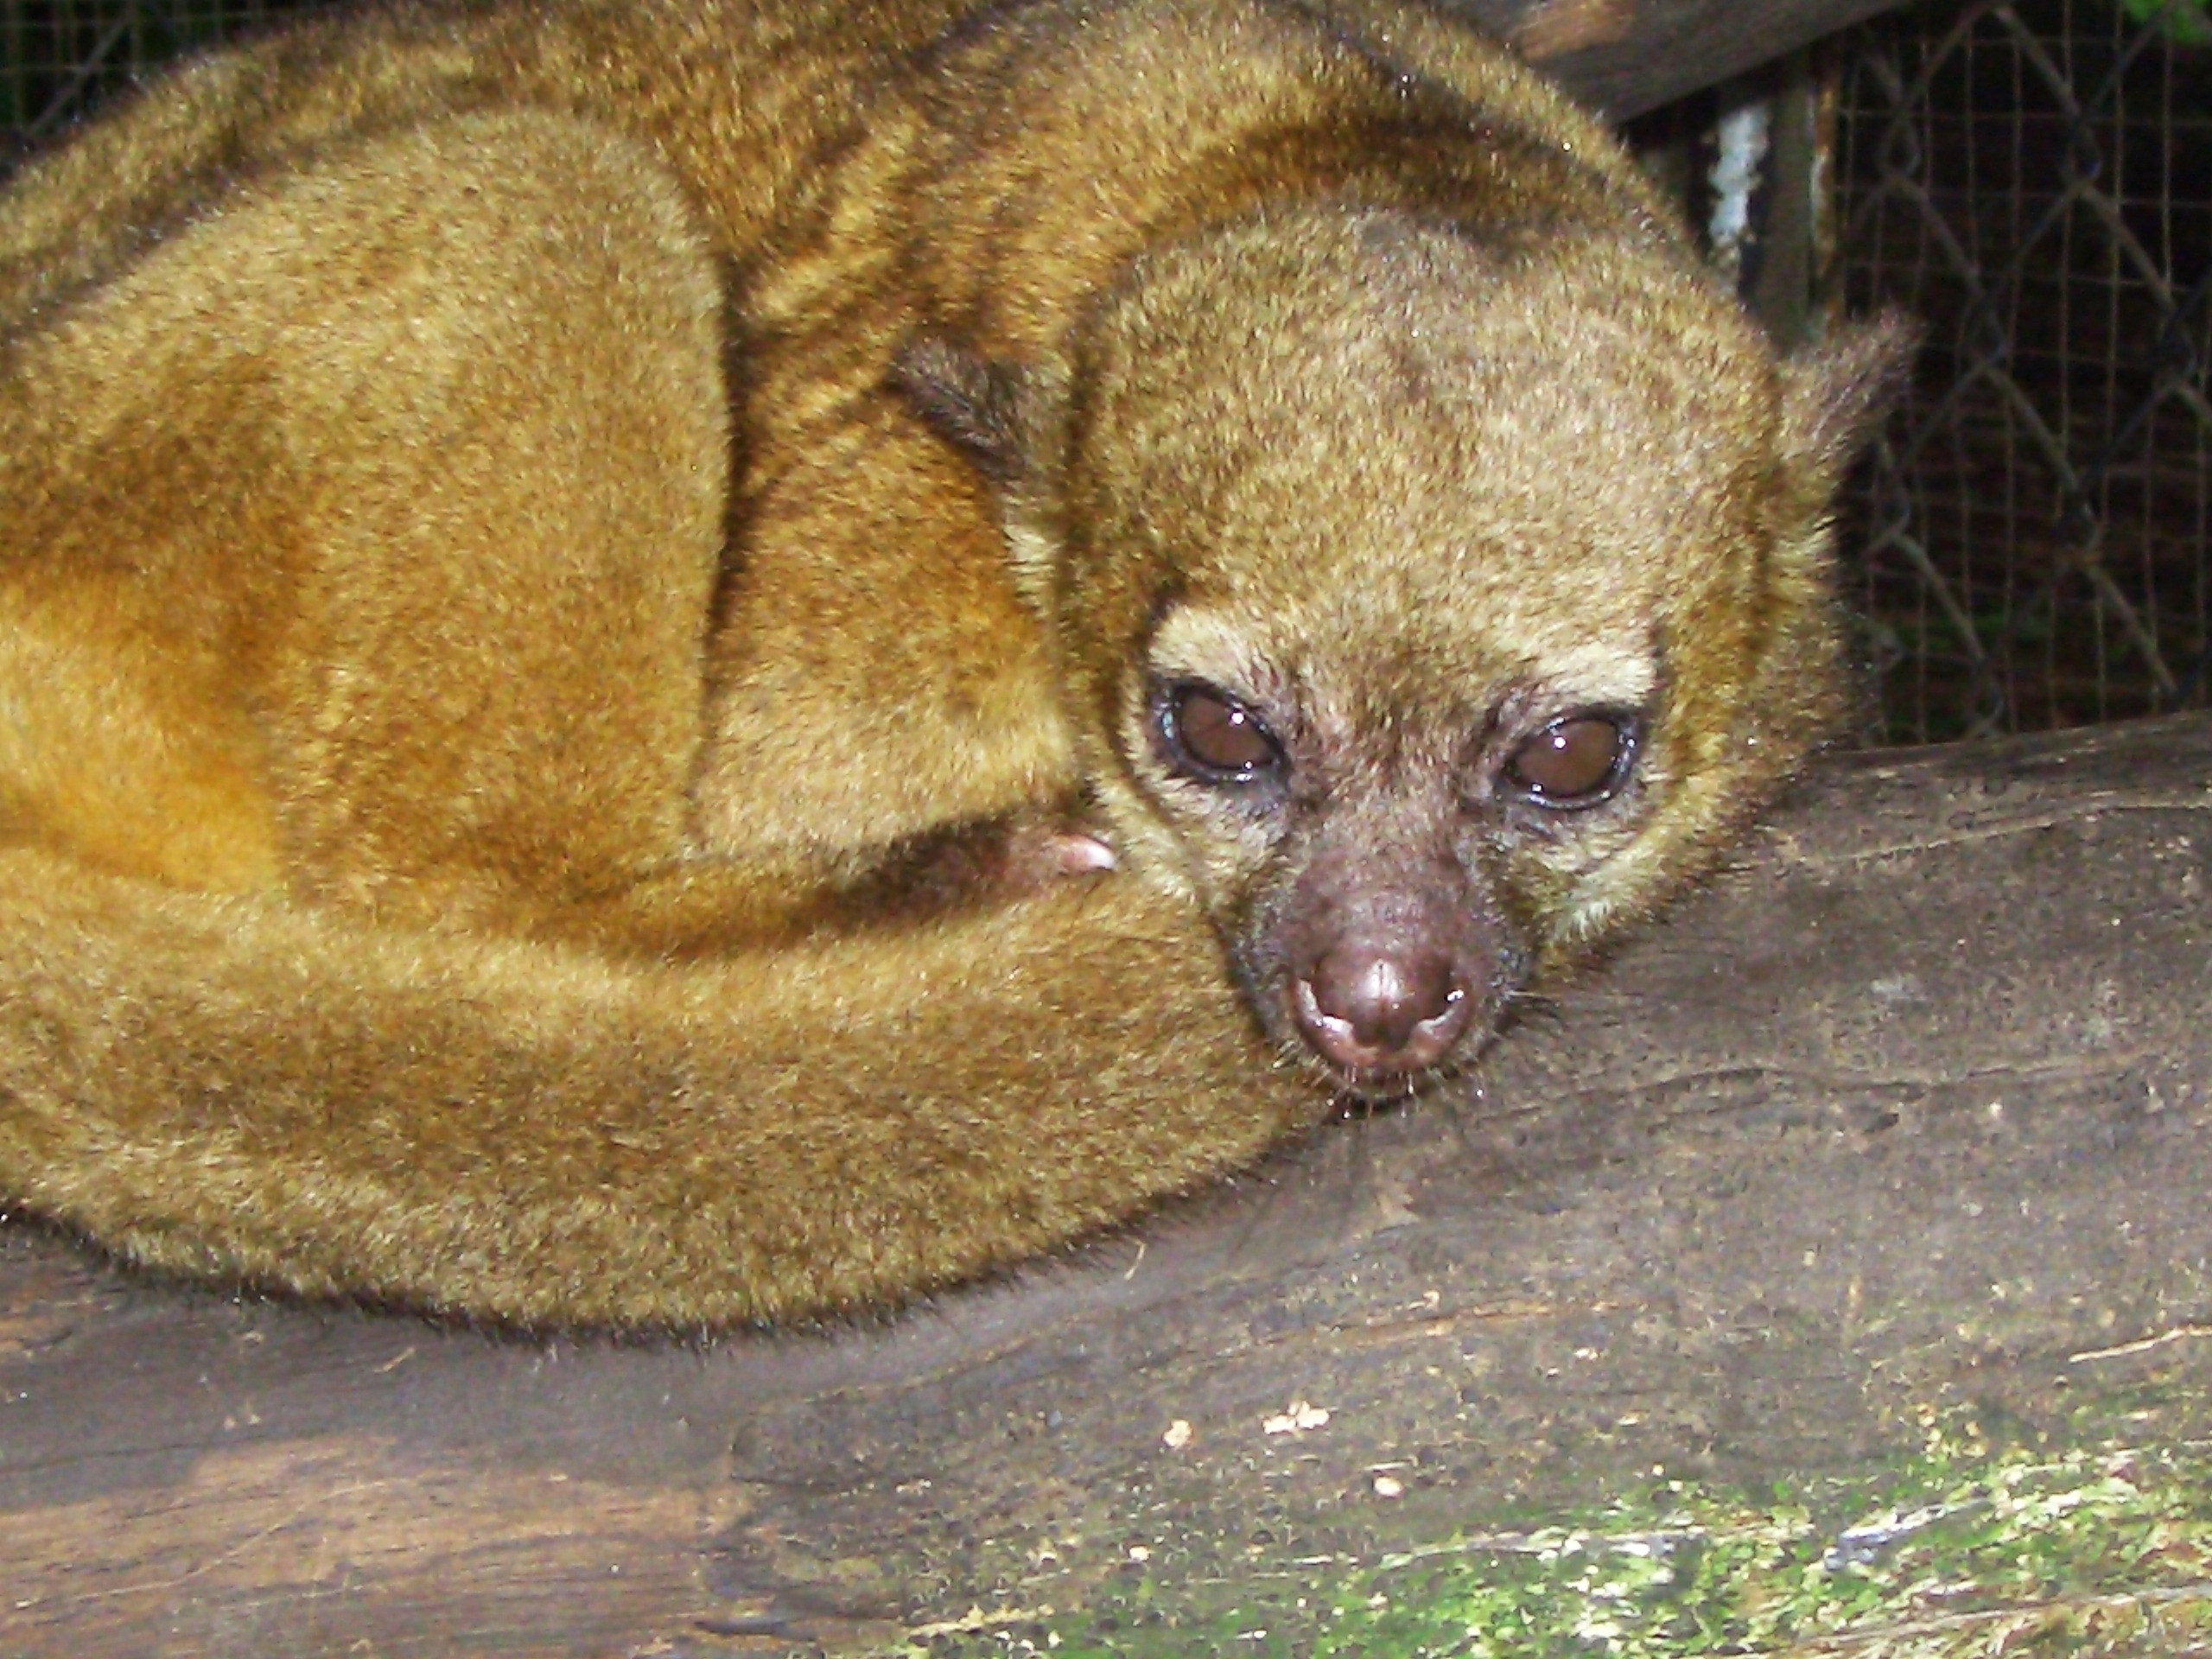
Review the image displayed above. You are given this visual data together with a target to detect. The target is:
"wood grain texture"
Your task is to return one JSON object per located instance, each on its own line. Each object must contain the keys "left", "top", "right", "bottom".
{"left": 6, "top": 712, "right": 2212, "bottom": 1653}
{"left": 1464, "top": 0, "right": 1910, "bottom": 114}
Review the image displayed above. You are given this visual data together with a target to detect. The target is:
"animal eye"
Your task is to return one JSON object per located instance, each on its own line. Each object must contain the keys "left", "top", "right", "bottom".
{"left": 1156, "top": 683, "right": 1283, "bottom": 783}
{"left": 1503, "top": 713, "right": 1635, "bottom": 807}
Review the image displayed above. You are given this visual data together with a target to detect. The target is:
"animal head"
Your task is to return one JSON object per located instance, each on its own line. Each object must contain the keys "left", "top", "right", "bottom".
{"left": 901, "top": 206, "right": 1910, "bottom": 1096}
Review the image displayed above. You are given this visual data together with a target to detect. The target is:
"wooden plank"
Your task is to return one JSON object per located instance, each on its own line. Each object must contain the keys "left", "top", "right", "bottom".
{"left": 1465, "top": 0, "right": 1910, "bottom": 115}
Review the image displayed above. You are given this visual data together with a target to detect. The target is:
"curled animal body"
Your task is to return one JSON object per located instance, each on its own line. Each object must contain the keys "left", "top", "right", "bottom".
{"left": 0, "top": 0, "right": 1907, "bottom": 1325}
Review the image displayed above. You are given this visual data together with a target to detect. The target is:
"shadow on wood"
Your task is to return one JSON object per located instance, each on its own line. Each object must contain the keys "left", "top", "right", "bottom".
{"left": 4, "top": 714, "right": 2210, "bottom": 1653}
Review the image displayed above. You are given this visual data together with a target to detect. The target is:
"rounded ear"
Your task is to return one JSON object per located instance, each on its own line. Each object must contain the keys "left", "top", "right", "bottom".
{"left": 890, "top": 334, "right": 1043, "bottom": 483}
{"left": 1780, "top": 310, "right": 1921, "bottom": 481}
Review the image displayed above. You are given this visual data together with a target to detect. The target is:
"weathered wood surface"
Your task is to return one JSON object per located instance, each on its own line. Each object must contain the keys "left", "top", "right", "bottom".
{"left": 1461, "top": 0, "right": 1907, "bottom": 115}
{"left": 5, "top": 714, "right": 2211, "bottom": 1655}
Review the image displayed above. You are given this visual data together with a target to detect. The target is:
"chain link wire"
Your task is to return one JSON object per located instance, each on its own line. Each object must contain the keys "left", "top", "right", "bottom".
{"left": 1838, "top": 0, "right": 2212, "bottom": 742}
{"left": 2, "top": 1, "right": 307, "bottom": 165}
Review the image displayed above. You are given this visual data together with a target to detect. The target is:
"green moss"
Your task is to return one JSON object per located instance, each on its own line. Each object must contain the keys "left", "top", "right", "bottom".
{"left": 877, "top": 1400, "right": 2212, "bottom": 1658}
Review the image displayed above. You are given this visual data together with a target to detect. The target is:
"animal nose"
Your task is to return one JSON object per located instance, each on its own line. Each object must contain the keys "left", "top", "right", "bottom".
{"left": 1292, "top": 944, "right": 1472, "bottom": 1074}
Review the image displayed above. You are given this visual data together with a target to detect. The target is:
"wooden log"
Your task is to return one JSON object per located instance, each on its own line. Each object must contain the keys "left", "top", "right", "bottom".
{"left": 5, "top": 712, "right": 2211, "bottom": 1655}
{"left": 1453, "top": 0, "right": 1910, "bottom": 116}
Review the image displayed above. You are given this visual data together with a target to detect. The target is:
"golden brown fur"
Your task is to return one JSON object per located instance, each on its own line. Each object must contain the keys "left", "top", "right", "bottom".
{"left": 0, "top": 0, "right": 1906, "bottom": 1325}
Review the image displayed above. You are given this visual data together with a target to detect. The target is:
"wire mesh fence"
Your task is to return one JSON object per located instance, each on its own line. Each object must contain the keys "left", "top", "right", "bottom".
{"left": 1, "top": 1, "right": 308, "bottom": 160}
{"left": 2, "top": 0, "right": 2207, "bottom": 749}
{"left": 1836, "top": 0, "right": 2212, "bottom": 743}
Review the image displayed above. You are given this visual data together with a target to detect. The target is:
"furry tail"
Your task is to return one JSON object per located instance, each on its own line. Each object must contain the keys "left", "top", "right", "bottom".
{"left": 0, "top": 847, "right": 1316, "bottom": 1327}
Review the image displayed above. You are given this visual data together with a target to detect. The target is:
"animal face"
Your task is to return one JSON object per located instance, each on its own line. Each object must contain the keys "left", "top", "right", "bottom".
{"left": 911, "top": 207, "right": 1904, "bottom": 1095}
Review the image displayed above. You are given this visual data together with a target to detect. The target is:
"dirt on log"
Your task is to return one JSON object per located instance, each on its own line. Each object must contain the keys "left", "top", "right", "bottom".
{"left": 4, "top": 714, "right": 2211, "bottom": 1656}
